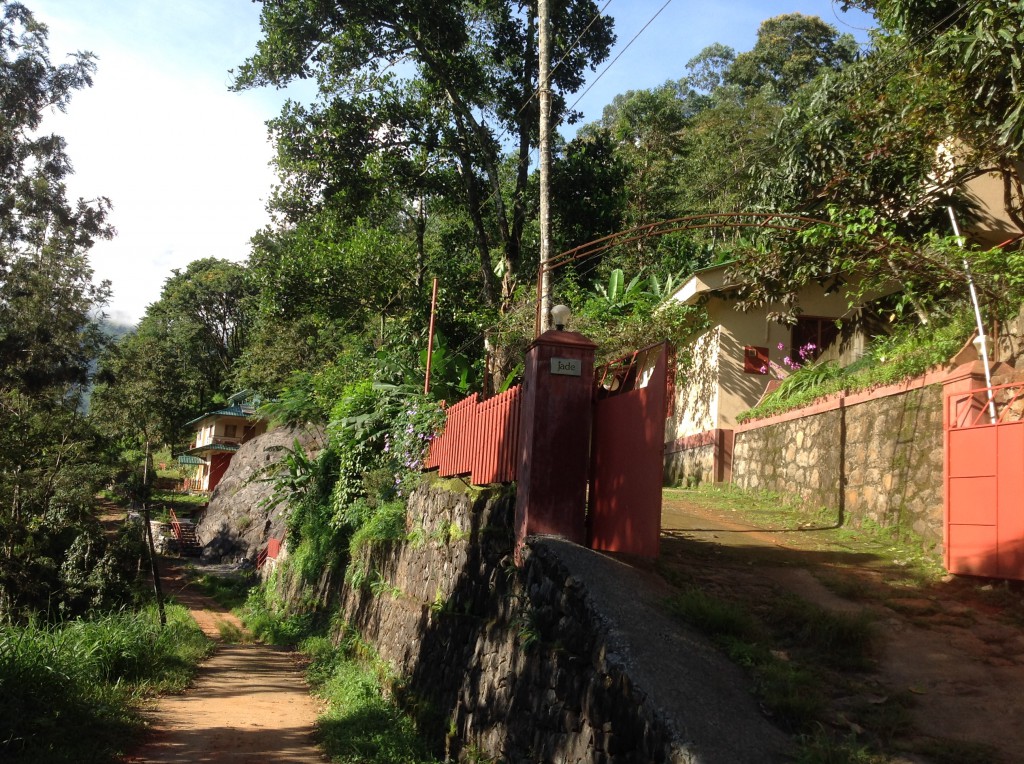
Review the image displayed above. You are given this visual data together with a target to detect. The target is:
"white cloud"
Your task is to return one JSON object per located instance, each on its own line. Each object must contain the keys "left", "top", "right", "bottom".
{"left": 32, "top": 0, "right": 299, "bottom": 323}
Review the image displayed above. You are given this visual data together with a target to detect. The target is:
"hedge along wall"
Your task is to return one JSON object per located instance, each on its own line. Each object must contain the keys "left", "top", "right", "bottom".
{"left": 732, "top": 374, "right": 946, "bottom": 548}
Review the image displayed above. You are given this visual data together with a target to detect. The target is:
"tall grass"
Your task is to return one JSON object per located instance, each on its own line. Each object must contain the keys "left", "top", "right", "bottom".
{"left": 301, "top": 634, "right": 438, "bottom": 764}
{"left": 0, "top": 604, "right": 212, "bottom": 763}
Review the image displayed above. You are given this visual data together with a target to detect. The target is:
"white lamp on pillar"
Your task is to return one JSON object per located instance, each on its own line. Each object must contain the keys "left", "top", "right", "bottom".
{"left": 550, "top": 304, "right": 571, "bottom": 331}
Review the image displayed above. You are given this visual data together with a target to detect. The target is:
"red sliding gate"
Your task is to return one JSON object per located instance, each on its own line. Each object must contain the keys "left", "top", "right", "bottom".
{"left": 587, "top": 343, "right": 669, "bottom": 558}
{"left": 945, "top": 381, "right": 1024, "bottom": 579}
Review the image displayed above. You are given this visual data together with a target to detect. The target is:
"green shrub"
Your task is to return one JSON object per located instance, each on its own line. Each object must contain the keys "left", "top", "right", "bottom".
{"left": 740, "top": 311, "right": 974, "bottom": 422}
{"left": 300, "top": 632, "right": 437, "bottom": 764}
{"left": 347, "top": 501, "right": 408, "bottom": 588}
{"left": 0, "top": 604, "right": 211, "bottom": 763}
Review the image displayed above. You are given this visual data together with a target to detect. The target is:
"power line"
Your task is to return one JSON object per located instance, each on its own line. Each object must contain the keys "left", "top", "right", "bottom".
{"left": 568, "top": 0, "right": 675, "bottom": 113}
{"left": 449, "top": 0, "right": 1000, "bottom": 362}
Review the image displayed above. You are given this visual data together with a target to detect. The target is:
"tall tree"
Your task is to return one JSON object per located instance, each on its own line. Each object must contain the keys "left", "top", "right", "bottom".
{"left": 0, "top": 2, "right": 122, "bottom": 619}
{"left": 727, "top": 13, "right": 858, "bottom": 102}
{"left": 92, "top": 258, "right": 255, "bottom": 447}
{"left": 844, "top": 0, "right": 1024, "bottom": 228}
{"left": 233, "top": 0, "right": 615, "bottom": 314}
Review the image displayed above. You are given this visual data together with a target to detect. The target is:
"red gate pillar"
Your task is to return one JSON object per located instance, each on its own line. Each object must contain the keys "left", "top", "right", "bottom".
{"left": 515, "top": 329, "right": 596, "bottom": 559}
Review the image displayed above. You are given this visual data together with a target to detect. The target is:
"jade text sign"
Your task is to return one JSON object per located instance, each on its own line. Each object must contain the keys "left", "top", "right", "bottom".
{"left": 550, "top": 357, "right": 581, "bottom": 376}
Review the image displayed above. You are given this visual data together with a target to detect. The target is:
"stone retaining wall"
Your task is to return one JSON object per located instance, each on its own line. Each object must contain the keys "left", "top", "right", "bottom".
{"left": 337, "top": 477, "right": 685, "bottom": 763}
{"left": 733, "top": 383, "right": 944, "bottom": 546}
{"left": 664, "top": 441, "right": 715, "bottom": 487}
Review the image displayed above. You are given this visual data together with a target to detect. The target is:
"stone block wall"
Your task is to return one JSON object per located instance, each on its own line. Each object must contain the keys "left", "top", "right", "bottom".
{"left": 337, "top": 477, "right": 690, "bottom": 763}
{"left": 664, "top": 441, "right": 715, "bottom": 487}
{"left": 733, "top": 383, "right": 944, "bottom": 546}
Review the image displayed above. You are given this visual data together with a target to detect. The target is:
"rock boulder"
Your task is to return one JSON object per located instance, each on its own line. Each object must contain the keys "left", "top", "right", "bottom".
{"left": 195, "top": 424, "right": 325, "bottom": 563}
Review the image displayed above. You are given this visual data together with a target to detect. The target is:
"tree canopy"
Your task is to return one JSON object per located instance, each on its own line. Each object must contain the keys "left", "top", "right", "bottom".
{"left": 0, "top": 1, "right": 130, "bottom": 620}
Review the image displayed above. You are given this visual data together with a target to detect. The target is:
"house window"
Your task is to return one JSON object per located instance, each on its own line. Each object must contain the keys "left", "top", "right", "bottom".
{"left": 224, "top": 424, "right": 238, "bottom": 438}
{"left": 743, "top": 346, "right": 770, "bottom": 374}
{"left": 791, "top": 317, "right": 839, "bottom": 362}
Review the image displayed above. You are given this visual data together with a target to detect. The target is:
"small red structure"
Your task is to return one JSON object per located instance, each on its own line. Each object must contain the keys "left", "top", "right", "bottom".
{"left": 514, "top": 330, "right": 596, "bottom": 550}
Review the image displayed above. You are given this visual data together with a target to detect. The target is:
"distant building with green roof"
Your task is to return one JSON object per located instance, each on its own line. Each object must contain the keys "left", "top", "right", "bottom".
{"left": 177, "top": 392, "right": 267, "bottom": 492}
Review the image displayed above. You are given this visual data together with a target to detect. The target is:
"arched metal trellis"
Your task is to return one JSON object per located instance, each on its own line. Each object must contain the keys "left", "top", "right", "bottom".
{"left": 534, "top": 211, "right": 837, "bottom": 335}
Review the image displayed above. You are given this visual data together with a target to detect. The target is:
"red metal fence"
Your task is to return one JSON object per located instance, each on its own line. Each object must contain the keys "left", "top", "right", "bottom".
{"left": 424, "top": 385, "right": 523, "bottom": 485}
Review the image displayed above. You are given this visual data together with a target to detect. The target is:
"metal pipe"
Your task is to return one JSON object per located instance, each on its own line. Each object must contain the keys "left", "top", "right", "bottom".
{"left": 424, "top": 277, "right": 439, "bottom": 395}
{"left": 948, "top": 207, "right": 997, "bottom": 423}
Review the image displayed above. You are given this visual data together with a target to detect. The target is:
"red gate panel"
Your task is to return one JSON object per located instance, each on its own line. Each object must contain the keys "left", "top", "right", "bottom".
{"left": 945, "top": 382, "right": 1024, "bottom": 579}
{"left": 588, "top": 343, "right": 668, "bottom": 558}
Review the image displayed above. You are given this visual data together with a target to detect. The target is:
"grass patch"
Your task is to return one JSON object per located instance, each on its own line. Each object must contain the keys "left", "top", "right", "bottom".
{"left": 665, "top": 484, "right": 944, "bottom": 585}
{"left": 301, "top": 633, "right": 437, "bottom": 764}
{"left": 150, "top": 490, "right": 208, "bottom": 515}
{"left": 795, "top": 728, "right": 887, "bottom": 763}
{"left": 215, "top": 620, "right": 250, "bottom": 643}
{"left": 346, "top": 501, "right": 408, "bottom": 588}
{"left": 665, "top": 586, "right": 760, "bottom": 642}
{"left": 192, "top": 570, "right": 256, "bottom": 610}
{"left": 665, "top": 587, "right": 827, "bottom": 730}
{"left": 768, "top": 595, "right": 875, "bottom": 671}
{"left": 906, "top": 737, "right": 1002, "bottom": 764}
{"left": 238, "top": 581, "right": 437, "bottom": 764}
{"left": 0, "top": 604, "right": 212, "bottom": 763}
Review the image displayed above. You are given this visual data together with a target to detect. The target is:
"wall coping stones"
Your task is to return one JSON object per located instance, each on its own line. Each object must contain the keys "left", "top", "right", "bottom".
{"left": 736, "top": 366, "right": 953, "bottom": 433}
{"left": 528, "top": 538, "right": 792, "bottom": 763}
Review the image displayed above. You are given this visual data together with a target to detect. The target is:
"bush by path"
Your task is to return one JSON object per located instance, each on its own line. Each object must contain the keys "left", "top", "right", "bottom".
{"left": 0, "top": 603, "right": 212, "bottom": 763}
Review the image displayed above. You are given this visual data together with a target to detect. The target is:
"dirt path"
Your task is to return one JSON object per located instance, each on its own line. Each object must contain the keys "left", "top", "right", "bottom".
{"left": 662, "top": 493, "right": 1024, "bottom": 763}
{"left": 124, "top": 562, "right": 325, "bottom": 763}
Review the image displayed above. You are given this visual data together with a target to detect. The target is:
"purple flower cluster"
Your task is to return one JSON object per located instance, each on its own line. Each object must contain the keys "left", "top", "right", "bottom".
{"left": 759, "top": 342, "right": 818, "bottom": 378}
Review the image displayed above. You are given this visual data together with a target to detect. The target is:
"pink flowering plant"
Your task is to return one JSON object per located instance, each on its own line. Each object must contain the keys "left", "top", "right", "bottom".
{"left": 759, "top": 341, "right": 817, "bottom": 379}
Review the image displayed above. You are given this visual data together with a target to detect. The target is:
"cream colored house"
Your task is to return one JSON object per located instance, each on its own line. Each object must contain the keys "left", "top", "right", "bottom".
{"left": 959, "top": 163, "right": 1024, "bottom": 249}
{"left": 664, "top": 263, "right": 861, "bottom": 486}
{"left": 178, "top": 392, "right": 267, "bottom": 492}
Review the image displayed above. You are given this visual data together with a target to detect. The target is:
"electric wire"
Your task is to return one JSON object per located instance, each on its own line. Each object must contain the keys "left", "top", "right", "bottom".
{"left": 443, "top": 0, "right": 1006, "bottom": 364}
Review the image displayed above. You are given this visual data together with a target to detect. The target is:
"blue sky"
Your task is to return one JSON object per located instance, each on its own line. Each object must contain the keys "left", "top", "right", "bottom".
{"left": 31, "top": 1, "right": 874, "bottom": 324}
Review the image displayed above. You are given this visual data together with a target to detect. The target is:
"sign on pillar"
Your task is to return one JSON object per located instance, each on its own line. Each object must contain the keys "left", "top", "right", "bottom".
{"left": 514, "top": 329, "right": 596, "bottom": 561}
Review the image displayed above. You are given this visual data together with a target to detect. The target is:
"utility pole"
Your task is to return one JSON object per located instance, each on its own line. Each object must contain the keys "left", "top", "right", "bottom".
{"left": 537, "top": 0, "right": 553, "bottom": 335}
{"left": 141, "top": 440, "right": 166, "bottom": 628}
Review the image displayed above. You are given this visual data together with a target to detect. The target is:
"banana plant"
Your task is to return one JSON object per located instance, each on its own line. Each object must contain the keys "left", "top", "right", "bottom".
{"left": 593, "top": 268, "right": 645, "bottom": 311}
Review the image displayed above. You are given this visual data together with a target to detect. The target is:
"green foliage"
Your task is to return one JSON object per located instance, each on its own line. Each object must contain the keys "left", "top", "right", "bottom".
{"left": 268, "top": 442, "right": 344, "bottom": 585}
{"left": 240, "top": 568, "right": 320, "bottom": 646}
{"left": 301, "top": 632, "right": 438, "bottom": 764}
{"left": 234, "top": 0, "right": 615, "bottom": 361}
{"left": 795, "top": 730, "right": 888, "bottom": 764}
{"left": 739, "top": 311, "right": 974, "bottom": 421}
{"left": 665, "top": 587, "right": 761, "bottom": 642}
{"left": 91, "top": 258, "right": 254, "bottom": 448}
{"left": 557, "top": 265, "right": 710, "bottom": 362}
{"left": 861, "top": 0, "right": 1024, "bottom": 151}
{"left": 191, "top": 571, "right": 256, "bottom": 611}
{"left": 0, "top": 2, "right": 142, "bottom": 623}
{"left": 726, "top": 14, "right": 858, "bottom": 102}
{"left": 0, "top": 390, "right": 147, "bottom": 620}
{"left": 0, "top": 604, "right": 211, "bottom": 762}
{"left": 346, "top": 501, "right": 408, "bottom": 589}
